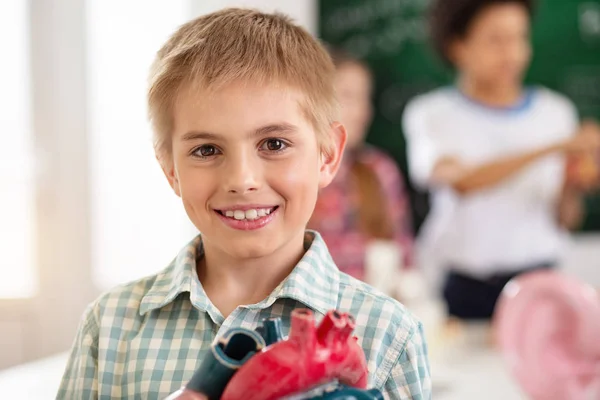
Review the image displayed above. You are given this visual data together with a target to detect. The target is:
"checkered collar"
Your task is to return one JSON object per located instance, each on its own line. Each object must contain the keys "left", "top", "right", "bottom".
{"left": 139, "top": 230, "right": 340, "bottom": 318}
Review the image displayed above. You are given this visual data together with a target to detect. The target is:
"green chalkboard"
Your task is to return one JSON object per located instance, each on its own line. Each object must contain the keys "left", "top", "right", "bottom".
{"left": 319, "top": 0, "right": 600, "bottom": 232}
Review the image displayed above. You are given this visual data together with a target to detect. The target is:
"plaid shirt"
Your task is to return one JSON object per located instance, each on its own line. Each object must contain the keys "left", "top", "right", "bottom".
{"left": 57, "top": 231, "right": 431, "bottom": 400}
{"left": 309, "top": 146, "right": 414, "bottom": 281}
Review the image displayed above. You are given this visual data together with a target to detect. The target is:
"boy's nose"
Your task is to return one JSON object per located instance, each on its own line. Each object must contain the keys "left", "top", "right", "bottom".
{"left": 222, "top": 154, "right": 261, "bottom": 194}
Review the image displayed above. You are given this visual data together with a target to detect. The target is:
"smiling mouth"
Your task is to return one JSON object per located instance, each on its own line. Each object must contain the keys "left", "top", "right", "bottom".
{"left": 215, "top": 206, "right": 279, "bottom": 221}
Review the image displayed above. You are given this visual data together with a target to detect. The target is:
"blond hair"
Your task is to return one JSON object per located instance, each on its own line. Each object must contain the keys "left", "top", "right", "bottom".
{"left": 148, "top": 8, "right": 338, "bottom": 158}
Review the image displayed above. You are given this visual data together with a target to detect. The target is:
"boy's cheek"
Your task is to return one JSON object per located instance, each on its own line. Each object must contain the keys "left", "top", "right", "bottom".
{"left": 177, "top": 175, "right": 210, "bottom": 202}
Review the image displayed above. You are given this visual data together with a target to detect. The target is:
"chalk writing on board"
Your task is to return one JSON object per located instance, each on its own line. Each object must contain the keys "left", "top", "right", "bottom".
{"left": 562, "top": 67, "right": 600, "bottom": 117}
{"left": 379, "top": 82, "right": 439, "bottom": 124}
{"left": 579, "top": 2, "right": 600, "bottom": 43}
{"left": 322, "top": 0, "right": 431, "bottom": 58}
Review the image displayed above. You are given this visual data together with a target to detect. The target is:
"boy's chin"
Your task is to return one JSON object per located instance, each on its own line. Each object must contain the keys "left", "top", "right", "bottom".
{"left": 227, "top": 243, "right": 275, "bottom": 260}
{"left": 218, "top": 237, "right": 282, "bottom": 260}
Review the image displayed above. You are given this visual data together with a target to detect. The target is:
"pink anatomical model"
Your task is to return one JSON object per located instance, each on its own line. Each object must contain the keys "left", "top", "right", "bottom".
{"left": 494, "top": 270, "right": 600, "bottom": 400}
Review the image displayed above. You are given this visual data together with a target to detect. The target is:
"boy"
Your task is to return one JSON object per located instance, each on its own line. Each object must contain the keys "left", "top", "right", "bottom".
{"left": 404, "top": 0, "right": 600, "bottom": 321}
{"left": 58, "top": 8, "right": 431, "bottom": 400}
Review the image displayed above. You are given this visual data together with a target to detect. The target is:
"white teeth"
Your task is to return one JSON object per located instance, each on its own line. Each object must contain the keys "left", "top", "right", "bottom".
{"left": 245, "top": 209, "right": 258, "bottom": 220}
{"left": 233, "top": 210, "right": 245, "bottom": 220}
{"left": 223, "top": 208, "right": 274, "bottom": 220}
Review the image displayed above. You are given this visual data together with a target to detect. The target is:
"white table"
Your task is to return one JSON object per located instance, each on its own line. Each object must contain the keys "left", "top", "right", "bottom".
{"left": 0, "top": 306, "right": 527, "bottom": 400}
{"left": 431, "top": 343, "right": 526, "bottom": 400}
{"left": 411, "top": 299, "right": 527, "bottom": 400}
{"left": 0, "top": 352, "right": 67, "bottom": 399}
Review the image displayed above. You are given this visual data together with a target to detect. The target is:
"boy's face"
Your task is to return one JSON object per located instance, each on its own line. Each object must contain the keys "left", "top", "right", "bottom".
{"left": 450, "top": 3, "right": 532, "bottom": 87}
{"left": 335, "top": 63, "right": 373, "bottom": 150}
{"left": 161, "top": 82, "right": 345, "bottom": 261}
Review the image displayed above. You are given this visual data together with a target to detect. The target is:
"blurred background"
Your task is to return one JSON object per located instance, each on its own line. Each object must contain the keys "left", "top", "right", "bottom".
{"left": 0, "top": 0, "right": 599, "bottom": 399}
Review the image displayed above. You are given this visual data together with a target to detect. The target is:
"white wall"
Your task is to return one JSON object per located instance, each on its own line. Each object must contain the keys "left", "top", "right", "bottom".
{"left": 87, "top": 0, "right": 199, "bottom": 291}
{"left": 0, "top": 0, "right": 96, "bottom": 370}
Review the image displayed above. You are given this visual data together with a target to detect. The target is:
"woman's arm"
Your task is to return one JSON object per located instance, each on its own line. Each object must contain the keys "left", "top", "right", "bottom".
{"left": 404, "top": 95, "right": 600, "bottom": 196}
{"left": 432, "top": 142, "right": 565, "bottom": 195}
{"left": 556, "top": 124, "right": 600, "bottom": 229}
{"left": 431, "top": 125, "right": 600, "bottom": 195}
{"left": 557, "top": 184, "right": 585, "bottom": 230}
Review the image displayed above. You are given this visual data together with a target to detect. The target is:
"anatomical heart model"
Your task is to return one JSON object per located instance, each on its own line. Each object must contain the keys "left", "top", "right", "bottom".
{"left": 166, "top": 308, "right": 382, "bottom": 400}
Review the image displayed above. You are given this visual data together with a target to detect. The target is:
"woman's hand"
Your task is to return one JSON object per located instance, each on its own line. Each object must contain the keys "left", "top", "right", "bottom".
{"left": 565, "top": 120, "right": 600, "bottom": 191}
{"left": 564, "top": 120, "right": 600, "bottom": 154}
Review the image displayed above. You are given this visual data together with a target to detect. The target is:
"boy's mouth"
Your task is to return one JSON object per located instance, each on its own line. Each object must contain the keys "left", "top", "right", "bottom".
{"left": 215, "top": 206, "right": 279, "bottom": 221}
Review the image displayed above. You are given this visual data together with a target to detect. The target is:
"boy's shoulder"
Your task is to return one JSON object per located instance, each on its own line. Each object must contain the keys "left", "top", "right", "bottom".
{"left": 87, "top": 234, "right": 421, "bottom": 329}
{"left": 88, "top": 236, "right": 203, "bottom": 320}
{"left": 89, "top": 262, "right": 178, "bottom": 320}
{"left": 336, "top": 270, "right": 421, "bottom": 332}
{"left": 333, "top": 271, "right": 426, "bottom": 388}
{"left": 84, "top": 232, "right": 422, "bottom": 342}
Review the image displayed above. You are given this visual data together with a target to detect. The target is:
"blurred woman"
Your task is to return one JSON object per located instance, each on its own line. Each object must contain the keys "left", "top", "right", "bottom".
{"left": 309, "top": 48, "right": 414, "bottom": 287}
{"left": 403, "top": 0, "right": 600, "bottom": 321}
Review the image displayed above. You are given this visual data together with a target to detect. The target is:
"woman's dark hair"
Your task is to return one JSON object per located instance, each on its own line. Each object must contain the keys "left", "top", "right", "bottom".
{"left": 429, "top": 0, "right": 536, "bottom": 65}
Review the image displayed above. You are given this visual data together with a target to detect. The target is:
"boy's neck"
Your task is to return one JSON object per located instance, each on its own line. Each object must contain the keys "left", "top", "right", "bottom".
{"left": 197, "top": 230, "right": 306, "bottom": 318}
{"left": 458, "top": 76, "right": 524, "bottom": 108}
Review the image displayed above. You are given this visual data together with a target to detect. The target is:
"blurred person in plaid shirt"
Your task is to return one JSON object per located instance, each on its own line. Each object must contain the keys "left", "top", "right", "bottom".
{"left": 309, "top": 48, "right": 414, "bottom": 284}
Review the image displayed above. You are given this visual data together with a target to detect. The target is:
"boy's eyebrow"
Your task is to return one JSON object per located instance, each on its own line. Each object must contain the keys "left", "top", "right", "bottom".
{"left": 181, "top": 131, "right": 220, "bottom": 141}
{"left": 181, "top": 123, "right": 299, "bottom": 142}
{"left": 254, "top": 123, "right": 298, "bottom": 136}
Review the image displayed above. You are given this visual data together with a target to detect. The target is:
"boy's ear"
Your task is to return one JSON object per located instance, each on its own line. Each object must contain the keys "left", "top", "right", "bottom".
{"left": 156, "top": 152, "right": 182, "bottom": 197}
{"left": 319, "top": 121, "right": 347, "bottom": 189}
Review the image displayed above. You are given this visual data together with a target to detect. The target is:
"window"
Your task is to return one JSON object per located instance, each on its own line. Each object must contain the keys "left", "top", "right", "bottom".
{"left": 86, "top": 0, "right": 198, "bottom": 290}
{"left": 0, "top": 1, "right": 35, "bottom": 298}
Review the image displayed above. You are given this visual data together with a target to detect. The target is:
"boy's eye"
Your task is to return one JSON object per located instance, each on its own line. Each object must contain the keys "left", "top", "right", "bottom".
{"left": 194, "top": 145, "right": 219, "bottom": 158}
{"left": 262, "top": 139, "right": 286, "bottom": 152}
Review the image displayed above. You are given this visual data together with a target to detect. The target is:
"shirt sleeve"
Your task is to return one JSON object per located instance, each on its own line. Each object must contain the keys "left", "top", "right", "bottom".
{"left": 540, "top": 97, "right": 580, "bottom": 203}
{"left": 56, "top": 303, "right": 100, "bottom": 400}
{"left": 403, "top": 98, "right": 440, "bottom": 190}
{"left": 381, "top": 323, "right": 432, "bottom": 400}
